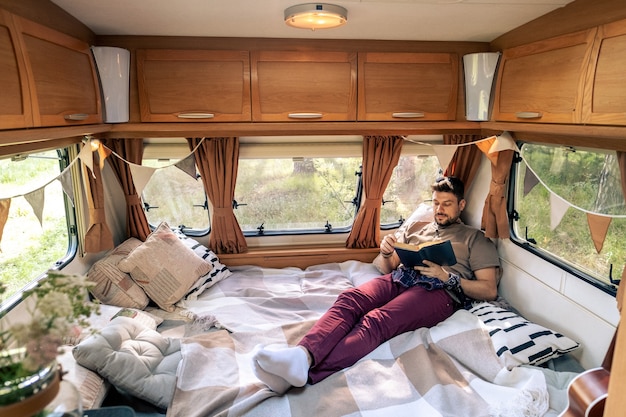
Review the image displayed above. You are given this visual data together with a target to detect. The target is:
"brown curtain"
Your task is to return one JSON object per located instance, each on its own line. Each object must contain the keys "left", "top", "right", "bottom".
{"left": 188, "top": 137, "right": 247, "bottom": 254}
{"left": 102, "top": 138, "right": 150, "bottom": 241}
{"left": 476, "top": 137, "right": 515, "bottom": 239}
{"left": 443, "top": 134, "right": 483, "bottom": 190}
{"left": 618, "top": 151, "right": 626, "bottom": 205}
{"left": 83, "top": 151, "right": 114, "bottom": 253}
{"left": 346, "top": 136, "right": 404, "bottom": 249}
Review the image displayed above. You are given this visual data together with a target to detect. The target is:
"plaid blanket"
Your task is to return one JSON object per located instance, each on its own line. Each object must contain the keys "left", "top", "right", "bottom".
{"left": 169, "top": 263, "right": 550, "bottom": 417}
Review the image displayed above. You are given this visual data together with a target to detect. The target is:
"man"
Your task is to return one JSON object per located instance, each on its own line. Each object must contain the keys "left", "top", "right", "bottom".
{"left": 252, "top": 176, "right": 500, "bottom": 393}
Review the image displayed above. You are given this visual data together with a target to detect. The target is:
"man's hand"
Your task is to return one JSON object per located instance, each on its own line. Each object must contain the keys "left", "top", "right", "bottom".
{"left": 380, "top": 234, "right": 397, "bottom": 257}
{"left": 415, "top": 260, "right": 448, "bottom": 281}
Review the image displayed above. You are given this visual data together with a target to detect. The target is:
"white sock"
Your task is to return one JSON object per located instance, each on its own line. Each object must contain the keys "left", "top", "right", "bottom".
{"left": 254, "top": 346, "right": 309, "bottom": 387}
{"left": 252, "top": 358, "right": 291, "bottom": 394}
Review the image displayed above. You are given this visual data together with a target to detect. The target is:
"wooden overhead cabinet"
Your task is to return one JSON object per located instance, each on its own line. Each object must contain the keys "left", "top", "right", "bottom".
{"left": 357, "top": 52, "right": 458, "bottom": 121}
{"left": 137, "top": 49, "right": 251, "bottom": 122}
{"left": 492, "top": 29, "right": 597, "bottom": 124}
{"left": 251, "top": 51, "right": 357, "bottom": 122}
{"left": 14, "top": 15, "right": 101, "bottom": 127}
{"left": 582, "top": 18, "right": 626, "bottom": 126}
{"left": 0, "top": 10, "right": 31, "bottom": 130}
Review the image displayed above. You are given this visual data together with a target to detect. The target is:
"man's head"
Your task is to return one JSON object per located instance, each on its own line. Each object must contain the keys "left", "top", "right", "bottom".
{"left": 430, "top": 176, "right": 466, "bottom": 226}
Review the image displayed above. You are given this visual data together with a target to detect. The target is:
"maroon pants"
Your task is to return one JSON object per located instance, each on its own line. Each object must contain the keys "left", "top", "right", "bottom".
{"left": 298, "top": 273, "right": 454, "bottom": 384}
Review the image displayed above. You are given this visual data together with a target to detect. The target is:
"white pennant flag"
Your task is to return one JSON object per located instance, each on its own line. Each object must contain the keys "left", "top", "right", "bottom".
{"left": 432, "top": 144, "right": 459, "bottom": 171}
{"left": 58, "top": 169, "right": 75, "bottom": 205}
{"left": 490, "top": 131, "right": 517, "bottom": 153}
{"left": 77, "top": 141, "right": 95, "bottom": 176}
{"left": 128, "top": 163, "right": 157, "bottom": 197}
{"left": 550, "top": 192, "right": 570, "bottom": 231}
{"left": 24, "top": 188, "right": 45, "bottom": 226}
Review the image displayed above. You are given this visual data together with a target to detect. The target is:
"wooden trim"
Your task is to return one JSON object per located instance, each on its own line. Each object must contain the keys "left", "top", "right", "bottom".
{"left": 218, "top": 247, "right": 380, "bottom": 269}
{"left": 0, "top": 124, "right": 111, "bottom": 150}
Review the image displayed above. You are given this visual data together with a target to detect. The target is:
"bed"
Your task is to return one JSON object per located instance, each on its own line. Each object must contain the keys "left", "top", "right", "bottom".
{"left": 70, "top": 223, "right": 583, "bottom": 417}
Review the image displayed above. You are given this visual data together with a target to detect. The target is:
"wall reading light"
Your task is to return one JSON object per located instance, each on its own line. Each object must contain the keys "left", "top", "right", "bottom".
{"left": 284, "top": 3, "right": 348, "bottom": 30}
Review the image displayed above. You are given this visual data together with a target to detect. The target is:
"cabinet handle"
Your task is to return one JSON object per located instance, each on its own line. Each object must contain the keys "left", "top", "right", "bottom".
{"left": 515, "top": 111, "right": 543, "bottom": 119}
{"left": 64, "top": 113, "right": 89, "bottom": 121}
{"left": 288, "top": 113, "right": 323, "bottom": 119}
{"left": 177, "top": 113, "right": 215, "bottom": 119}
{"left": 391, "top": 112, "right": 425, "bottom": 119}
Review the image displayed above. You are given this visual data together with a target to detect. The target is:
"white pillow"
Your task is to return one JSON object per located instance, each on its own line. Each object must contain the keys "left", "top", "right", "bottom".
{"left": 469, "top": 302, "right": 580, "bottom": 369}
{"left": 118, "top": 222, "right": 214, "bottom": 311}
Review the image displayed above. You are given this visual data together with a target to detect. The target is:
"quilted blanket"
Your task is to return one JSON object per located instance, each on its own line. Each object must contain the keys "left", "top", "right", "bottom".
{"left": 169, "top": 263, "right": 550, "bottom": 417}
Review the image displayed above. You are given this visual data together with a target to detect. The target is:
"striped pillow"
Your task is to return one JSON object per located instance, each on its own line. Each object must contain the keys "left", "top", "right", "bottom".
{"left": 469, "top": 302, "right": 580, "bottom": 369}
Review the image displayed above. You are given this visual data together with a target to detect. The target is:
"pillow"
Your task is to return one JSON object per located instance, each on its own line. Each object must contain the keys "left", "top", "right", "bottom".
{"left": 58, "top": 345, "right": 109, "bottom": 410}
{"left": 469, "top": 302, "right": 580, "bottom": 369}
{"left": 172, "top": 229, "right": 232, "bottom": 300}
{"left": 73, "top": 316, "right": 181, "bottom": 409}
{"left": 118, "top": 222, "right": 213, "bottom": 311}
{"left": 87, "top": 238, "right": 150, "bottom": 309}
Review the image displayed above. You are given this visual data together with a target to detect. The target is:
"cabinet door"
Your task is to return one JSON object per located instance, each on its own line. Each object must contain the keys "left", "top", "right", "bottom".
{"left": 357, "top": 52, "right": 458, "bottom": 121}
{"left": 493, "top": 29, "right": 596, "bottom": 124}
{"left": 137, "top": 50, "right": 251, "bottom": 122}
{"left": 583, "top": 18, "right": 626, "bottom": 126}
{"left": 251, "top": 51, "right": 357, "bottom": 122}
{"left": 15, "top": 16, "right": 101, "bottom": 127}
{"left": 0, "top": 10, "right": 32, "bottom": 130}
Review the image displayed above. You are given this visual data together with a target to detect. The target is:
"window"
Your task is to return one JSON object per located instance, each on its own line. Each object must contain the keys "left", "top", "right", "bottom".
{"left": 511, "top": 142, "right": 625, "bottom": 289}
{"left": 0, "top": 148, "right": 75, "bottom": 303}
{"left": 141, "top": 139, "right": 209, "bottom": 232}
{"left": 381, "top": 153, "right": 440, "bottom": 227}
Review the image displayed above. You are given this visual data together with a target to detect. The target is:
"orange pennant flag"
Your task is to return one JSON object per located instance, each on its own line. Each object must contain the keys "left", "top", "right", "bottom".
{"left": 475, "top": 136, "right": 499, "bottom": 165}
{"left": 586, "top": 213, "right": 612, "bottom": 253}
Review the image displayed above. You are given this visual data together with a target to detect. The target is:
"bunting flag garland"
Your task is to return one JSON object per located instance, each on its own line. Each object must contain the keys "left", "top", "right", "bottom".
{"left": 24, "top": 188, "right": 45, "bottom": 226}
{"left": 587, "top": 213, "right": 613, "bottom": 254}
{"left": 0, "top": 199, "right": 10, "bottom": 251}
{"left": 128, "top": 163, "right": 157, "bottom": 197}
{"left": 523, "top": 168, "right": 540, "bottom": 196}
{"left": 175, "top": 153, "right": 198, "bottom": 180}
{"left": 58, "top": 169, "right": 75, "bottom": 205}
{"left": 431, "top": 144, "right": 458, "bottom": 171}
{"left": 549, "top": 192, "right": 570, "bottom": 231}
{"left": 77, "top": 139, "right": 95, "bottom": 176}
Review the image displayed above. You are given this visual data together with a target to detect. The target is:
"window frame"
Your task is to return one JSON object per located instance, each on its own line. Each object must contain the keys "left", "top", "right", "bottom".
{"left": 507, "top": 141, "right": 619, "bottom": 297}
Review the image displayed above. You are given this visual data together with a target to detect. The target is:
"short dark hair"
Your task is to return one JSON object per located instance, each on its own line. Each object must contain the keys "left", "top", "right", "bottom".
{"left": 431, "top": 176, "right": 465, "bottom": 201}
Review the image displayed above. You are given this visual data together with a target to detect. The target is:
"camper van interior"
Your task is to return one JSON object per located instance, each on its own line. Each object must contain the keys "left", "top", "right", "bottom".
{"left": 1, "top": 0, "right": 625, "bottom": 416}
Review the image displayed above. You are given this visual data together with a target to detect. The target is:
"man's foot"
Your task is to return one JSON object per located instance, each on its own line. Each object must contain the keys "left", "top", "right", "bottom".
{"left": 253, "top": 345, "right": 309, "bottom": 387}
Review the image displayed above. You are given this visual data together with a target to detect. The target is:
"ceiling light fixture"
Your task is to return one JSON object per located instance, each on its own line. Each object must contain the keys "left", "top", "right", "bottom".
{"left": 284, "top": 3, "right": 348, "bottom": 31}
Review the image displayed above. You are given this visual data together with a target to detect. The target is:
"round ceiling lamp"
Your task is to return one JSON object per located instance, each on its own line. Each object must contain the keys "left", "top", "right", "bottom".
{"left": 284, "top": 3, "right": 348, "bottom": 30}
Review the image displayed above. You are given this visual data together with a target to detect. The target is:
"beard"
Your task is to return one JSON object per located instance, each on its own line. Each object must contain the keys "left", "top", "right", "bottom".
{"left": 434, "top": 213, "right": 459, "bottom": 227}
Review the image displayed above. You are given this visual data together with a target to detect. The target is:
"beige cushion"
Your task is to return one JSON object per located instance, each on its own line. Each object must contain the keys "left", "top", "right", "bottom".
{"left": 118, "top": 222, "right": 213, "bottom": 312}
{"left": 87, "top": 238, "right": 150, "bottom": 309}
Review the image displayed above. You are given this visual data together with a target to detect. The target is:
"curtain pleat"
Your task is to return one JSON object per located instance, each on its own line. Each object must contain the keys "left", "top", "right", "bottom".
{"left": 443, "top": 134, "right": 483, "bottom": 189}
{"left": 188, "top": 137, "right": 247, "bottom": 254}
{"left": 83, "top": 152, "right": 114, "bottom": 253}
{"left": 346, "top": 136, "right": 403, "bottom": 249}
{"left": 103, "top": 138, "right": 151, "bottom": 241}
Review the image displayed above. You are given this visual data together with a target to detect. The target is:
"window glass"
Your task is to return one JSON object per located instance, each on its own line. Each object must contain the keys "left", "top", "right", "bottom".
{"left": 381, "top": 155, "right": 441, "bottom": 226}
{"left": 512, "top": 142, "right": 625, "bottom": 287}
{"left": 234, "top": 157, "right": 361, "bottom": 233}
{"left": 141, "top": 158, "right": 209, "bottom": 231}
{"left": 0, "top": 149, "right": 73, "bottom": 301}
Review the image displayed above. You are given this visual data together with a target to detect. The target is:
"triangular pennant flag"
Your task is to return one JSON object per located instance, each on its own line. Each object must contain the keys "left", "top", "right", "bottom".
{"left": 58, "top": 169, "right": 75, "bottom": 205}
{"left": 475, "top": 136, "right": 499, "bottom": 165}
{"left": 523, "top": 168, "right": 540, "bottom": 196}
{"left": 489, "top": 131, "right": 516, "bottom": 153}
{"left": 432, "top": 144, "right": 459, "bottom": 171}
{"left": 97, "top": 145, "right": 112, "bottom": 170}
{"left": 128, "top": 163, "right": 157, "bottom": 197}
{"left": 78, "top": 141, "right": 95, "bottom": 177}
{"left": 586, "top": 213, "right": 612, "bottom": 253}
{"left": 0, "top": 199, "right": 11, "bottom": 252}
{"left": 24, "top": 188, "right": 45, "bottom": 226}
{"left": 549, "top": 192, "right": 570, "bottom": 230}
{"left": 175, "top": 154, "right": 198, "bottom": 180}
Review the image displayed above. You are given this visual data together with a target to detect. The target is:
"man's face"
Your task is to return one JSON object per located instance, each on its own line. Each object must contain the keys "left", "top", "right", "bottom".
{"left": 432, "top": 191, "right": 465, "bottom": 227}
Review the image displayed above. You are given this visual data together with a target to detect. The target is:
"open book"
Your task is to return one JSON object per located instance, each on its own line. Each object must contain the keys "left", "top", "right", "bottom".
{"left": 394, "top": 240, "right": 457, "bottom": 268}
